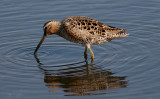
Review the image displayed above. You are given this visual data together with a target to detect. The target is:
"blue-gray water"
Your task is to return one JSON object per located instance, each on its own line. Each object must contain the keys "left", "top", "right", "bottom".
{"left": 0, "top": 0, "right": 160, "bottom": 99}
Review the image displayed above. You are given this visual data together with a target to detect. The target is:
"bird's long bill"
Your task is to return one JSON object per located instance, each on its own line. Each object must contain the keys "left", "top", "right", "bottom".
{"left": 34, "top": 34, "right": 47, "bottom": 54}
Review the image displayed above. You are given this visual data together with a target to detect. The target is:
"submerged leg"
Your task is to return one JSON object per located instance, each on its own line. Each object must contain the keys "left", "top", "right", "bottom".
{"left": 86, "top": 44, "right": 94, "bottom": 62}
{"left": 84, "top": 46, "right": 88, "bottom": 60}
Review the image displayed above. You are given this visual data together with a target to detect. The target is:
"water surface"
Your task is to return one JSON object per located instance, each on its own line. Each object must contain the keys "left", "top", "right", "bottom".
{"left": 0, "top": 0, "right": 160, "bottom": 99}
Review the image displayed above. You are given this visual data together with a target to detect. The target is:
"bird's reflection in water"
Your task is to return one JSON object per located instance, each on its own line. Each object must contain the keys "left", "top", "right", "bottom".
{"left": 34, "top": 54, "right": 128, "bottom": 96}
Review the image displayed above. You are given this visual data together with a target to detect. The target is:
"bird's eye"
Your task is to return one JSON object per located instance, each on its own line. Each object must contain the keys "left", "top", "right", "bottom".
{"left": 44, "top": 27, "right": 47, "bottom": 30}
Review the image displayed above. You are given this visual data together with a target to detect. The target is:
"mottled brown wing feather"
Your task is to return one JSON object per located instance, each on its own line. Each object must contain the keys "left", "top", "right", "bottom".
{"left": 62, "top": 16, "right": 127, "bottom": 41}
{"left": 62, "top": 16, "right": 98, "bottom": 40}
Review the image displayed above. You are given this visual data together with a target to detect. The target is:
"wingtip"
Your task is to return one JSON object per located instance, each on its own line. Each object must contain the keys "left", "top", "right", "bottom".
{"left": 122, "top": 33, "right": 129, "bottom": 37}
{"left": 122, "top": 29, "right": 129, "bottom": 37}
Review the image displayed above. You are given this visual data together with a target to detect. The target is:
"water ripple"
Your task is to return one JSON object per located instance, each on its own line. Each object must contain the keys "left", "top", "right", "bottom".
{"left": 0, "top": 20, "right": 158, "bottom": 96}
{"left": 1, "top": 0, "right": 160, "bottom": 98}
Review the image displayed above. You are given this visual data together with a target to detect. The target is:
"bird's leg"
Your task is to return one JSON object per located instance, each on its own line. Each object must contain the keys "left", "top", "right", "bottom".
{"left": 84, "top": 46, "right": 88, "bottom": 60}
{"left": 86, "top": 44, "right": 94, "bottom": 62}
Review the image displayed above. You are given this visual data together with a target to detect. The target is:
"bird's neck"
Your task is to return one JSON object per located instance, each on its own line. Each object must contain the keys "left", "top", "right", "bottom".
{"left": 50, "top": 21, "right": 61, "bottom": 34}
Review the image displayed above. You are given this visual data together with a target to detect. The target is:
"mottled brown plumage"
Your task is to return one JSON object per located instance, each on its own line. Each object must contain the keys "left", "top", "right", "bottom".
{"left": 34, "top": 16, "right": 129, "bottom": 61}
{"left": 59, "top": 16, "right": 128, "bottom": 45}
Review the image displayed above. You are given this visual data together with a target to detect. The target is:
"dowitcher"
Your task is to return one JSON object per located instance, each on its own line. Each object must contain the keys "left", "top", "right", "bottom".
{"left": 34, "top": 16, "right": 128, "bottom": 61}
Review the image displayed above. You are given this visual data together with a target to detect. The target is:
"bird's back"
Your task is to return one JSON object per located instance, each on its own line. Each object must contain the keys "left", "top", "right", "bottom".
{"left": 59, "top": 16, "right": 128, "bottom": 45}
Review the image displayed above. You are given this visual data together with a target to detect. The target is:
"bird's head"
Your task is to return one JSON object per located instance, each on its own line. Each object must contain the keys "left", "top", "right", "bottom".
{"left": 34, "top": 21, "right": 60, "bottom": 54}
{"left": 43, "top": 21, "right": 60, "bottom": 36}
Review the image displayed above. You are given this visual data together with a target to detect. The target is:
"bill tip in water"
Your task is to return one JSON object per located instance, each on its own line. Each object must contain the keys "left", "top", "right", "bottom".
{"left": 34, "top": 51, "right": 37, "bottom": 55}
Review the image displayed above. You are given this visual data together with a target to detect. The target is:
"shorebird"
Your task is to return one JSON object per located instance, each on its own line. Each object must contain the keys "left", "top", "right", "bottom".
{"left": 34, "top": 16, "right": 128, "bottom": 61}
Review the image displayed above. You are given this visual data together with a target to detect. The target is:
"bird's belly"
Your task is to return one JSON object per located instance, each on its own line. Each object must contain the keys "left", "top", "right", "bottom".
{"left": 58, "top": 33, "right": 87, "bottom": 46}
{"left": 58, "top": 32, "right": 111, "bottom": 46}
